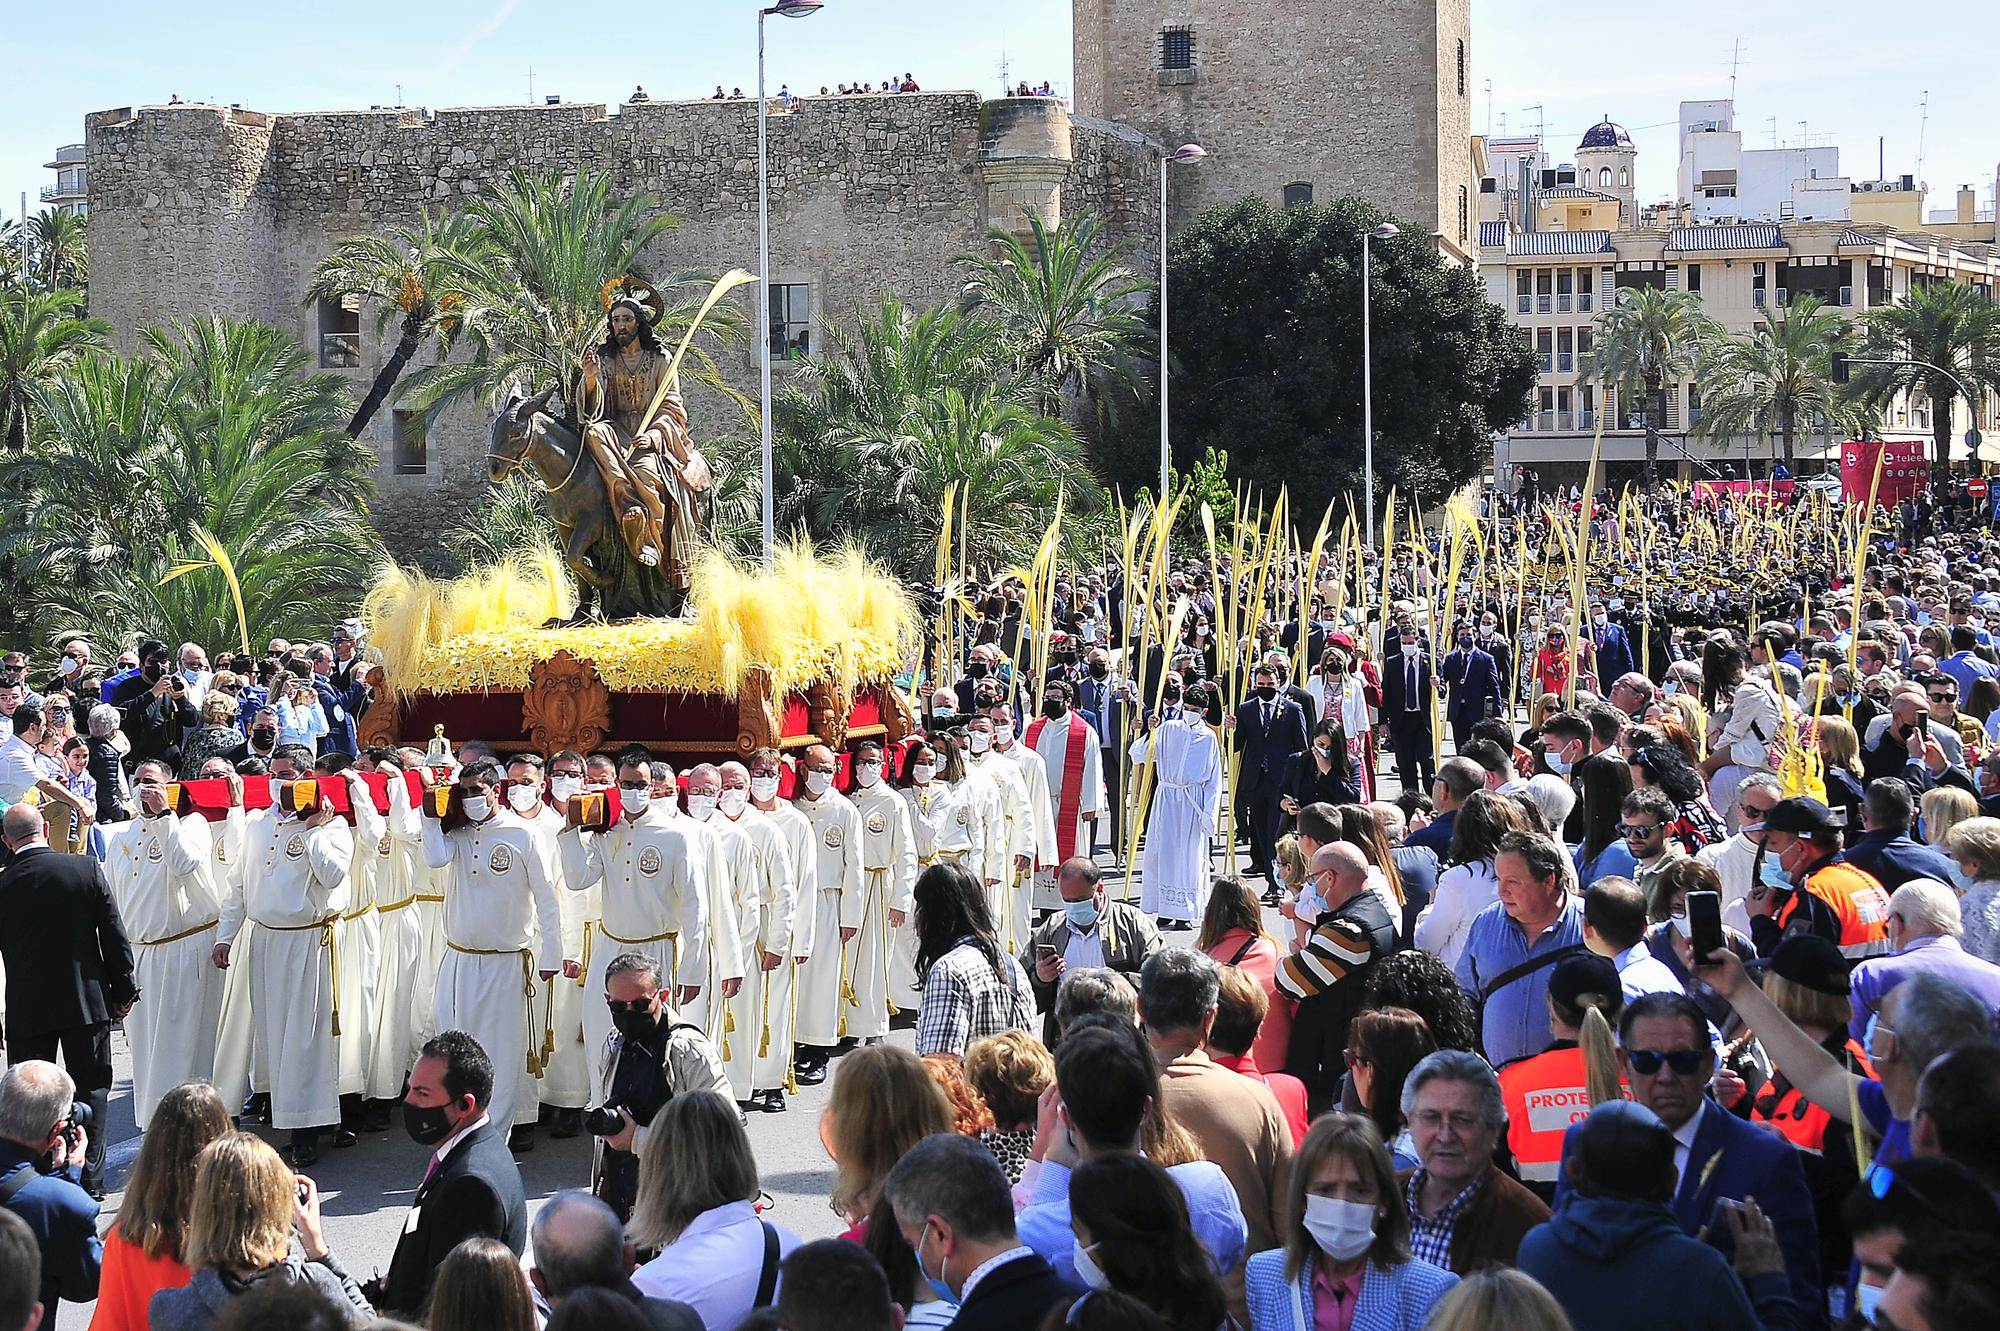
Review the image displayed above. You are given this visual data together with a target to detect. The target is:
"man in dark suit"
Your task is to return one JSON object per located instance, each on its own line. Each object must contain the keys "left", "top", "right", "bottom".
{"left": 105, "top": 642, "right": 198, "bottom": 772}
{"left": 528, "top": 1191, "right": 701, "bottom": 1331}
{"left": 374, "top": 1030, "right": 528, "bottom": 1318}
{"left": 1555, "top": 991, "right": 1821, "bottom": 1325}
{"left": 1232, "top": 664, "right": 1309, "bottom": 888}
{"left": 1439, "top": 623, "right": 1505, "bottom": 752}
{"left": 1587, "top": 600, "right": 1636, "bottom": 686}
{"left": 1381, "top": 626, "right": 1437, "bottom": 797}
{"left": 0, "top": 806, "right": 135, "bottom": 1198}
{"left": 884, "top": 1134, "right": 1078, "bottom": 1331}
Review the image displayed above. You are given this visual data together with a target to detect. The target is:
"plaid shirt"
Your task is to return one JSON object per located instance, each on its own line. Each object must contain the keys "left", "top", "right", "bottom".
{"left": 1405, "top": 1168, "right": 1484, "bottom": 1270}
{"left": 915, "top": 936, "right": 1033, "bottom": 1056}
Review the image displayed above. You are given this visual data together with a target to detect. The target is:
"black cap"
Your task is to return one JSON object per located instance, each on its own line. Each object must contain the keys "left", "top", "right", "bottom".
{"left": 1769, "top": 935, "right": 1851, "bottom": 996}
{"left": 1572, "top": 1101, "right": 1675, "bottom": 1199}
{"left": 1549, "top": 953, "right": 1623, "bottom": 1014}
{"left": 1861, "top": 1157, "right": 2000, "bottom": 1237}
{"left": 1765, "top": 796, "right": 1844, "bottom": 836}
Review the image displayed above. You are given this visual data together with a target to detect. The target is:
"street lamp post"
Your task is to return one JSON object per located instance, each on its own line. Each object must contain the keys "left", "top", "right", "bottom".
{"left": 1158, "top": 143, "right": 1206, "bottom": 502}
{"left": 757, "top": 0, "right": 823, "bottom": 567}
{"left": 1360, "top": 221, "right": 1399, "bottom": 550}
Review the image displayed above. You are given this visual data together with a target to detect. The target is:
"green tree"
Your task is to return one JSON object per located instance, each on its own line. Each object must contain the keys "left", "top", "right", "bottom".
{"left": 0, "top": 317, "right": 378, "bottom": 648}
{"left": 1692, "top": 295, "right": 1870, "bottom": 475}
{"left": 956, "top": 208, "right": 1154, "bottom": 420}
{"left": 1116, "top": 197, "right": 1536, "bottom": 526}
{"left": 1580, "top": 286, "right": 1718, "bottom": 489}
{"left": 29, "top": 209, "right": 88, "bottom": 292}
{"left": 399, "top": 168, "right": 747, "bottom": 434}
{"left": 0, "top": 285, "right": 110, "bottom": 451}
{"left": 303, "top": 209, "right": 479, "bottom": 438}
{"left": 1854, "top": 280, "right": 2000, "bottom": 491}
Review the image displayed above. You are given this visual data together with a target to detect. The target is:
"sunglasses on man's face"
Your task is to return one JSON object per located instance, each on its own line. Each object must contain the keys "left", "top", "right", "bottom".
{"left": 1928, "top": 693, "right": 1956, "bottom": 704}
{"left": 1619, "top": 822, "right": 1661, "bottom": 839}
{"left": 1626, "top": 1047, "right": 1706, "bottom": 1076}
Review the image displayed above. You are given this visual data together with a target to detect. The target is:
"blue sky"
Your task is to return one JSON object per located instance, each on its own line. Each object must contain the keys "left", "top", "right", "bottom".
{"left": 4, "top": 0, "right": 1995, "bottom": 233}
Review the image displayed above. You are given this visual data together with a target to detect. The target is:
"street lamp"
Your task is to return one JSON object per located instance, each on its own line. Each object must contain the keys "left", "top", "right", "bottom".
{"left": 1360, "top": 221, "right": 1398, "bottom": 549}
{"left": 1158, "top": 143, "right": 1206, "bottom": 501}
{"left": 757, "top": 0, "right": 823, "bottom": 567}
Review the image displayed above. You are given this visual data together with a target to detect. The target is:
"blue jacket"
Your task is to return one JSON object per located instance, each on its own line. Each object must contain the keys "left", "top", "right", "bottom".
{"left": 0, "top": 1140, "right": 101, "bottom": 1331}
{"left": 1234, "top": 695, "right": 1310, "bottom": 787}
{"left": 1244, "top": 1250, "right": 1456, "bottom": 1331}
{"left": 1440, "top": 646, "right": 1504, "bottom": 729}
{"left": 312, "top": 674, "right": 372, "bottom": 757}
{"left": 1590, "top": 622, "right": 1636, "bottom": 684}
{"left": 1555, "top": 1101, "right": 1821, "bottom": 1328}
{"left": 1837, "top": 830, "right": 1954, "bottom": 892}
{"left": 1519, "top": 1194, "right": 1800, "bottom": 1331}
{"left": 1405, "top": 809, "right": 1455, "bottom": 857}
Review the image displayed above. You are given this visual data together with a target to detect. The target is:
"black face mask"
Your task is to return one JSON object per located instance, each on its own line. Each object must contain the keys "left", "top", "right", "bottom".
{"left": 1087, "top": 663, "right": 1109, "bottom": 680}
{"left": 1254, "top": 685, "right": 1279, "bottom": 702}
{"left": 142, "top": 663, "right": 165, "bottom": 683}
{"left": 403, "top": 1099, "right": 457, "bottom": 1147}
{"left": 967, "top": 662, "right": 989, "bottom": 678}
{"left": 251, "top": 728, "right": 276, "bottom": 747}
{"left": 1161, "top": 687, "right": 1182, "bottom": 704}
{"left": 611, "top": 1006, "right": 660, "bottom": 1045}
{"left": 1042, "top": 699, "right": 1068, "bottom": 719}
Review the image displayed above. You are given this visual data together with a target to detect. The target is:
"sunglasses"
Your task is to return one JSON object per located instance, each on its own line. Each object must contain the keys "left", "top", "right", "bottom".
{"left": 1928, "top": 693, "right": 1956, "bottom": 704}
{"left": 604, "top": 998, "right": 655, "bottom": 1014}
{"left": 617, "top": 782, "right": 650, "bottom": 793}
{"left": 1626, "top": 1047, "right": 1706, "bottom": 1076}
{"left": 1619, "top": 822, "right": 1661, "bottom": 839}
{"left": 1865, "top": 1163, "right": 1941, "bottom": 1214}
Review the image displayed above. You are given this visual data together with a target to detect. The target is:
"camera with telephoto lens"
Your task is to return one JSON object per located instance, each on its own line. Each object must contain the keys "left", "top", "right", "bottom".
{"left": 42, "top": 1099, "right": 92, "bottom": 1171}
{"left": 583, "top": 1105, "right": 628, "bottom": 1137}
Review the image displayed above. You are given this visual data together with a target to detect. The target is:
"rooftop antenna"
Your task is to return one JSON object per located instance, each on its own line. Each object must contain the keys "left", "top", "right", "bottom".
{"left": 997, "top": 48, "right": 1011, "bottom": 94}
{"left": 1767, "top": 116, "right": 1778, "bottom": 148}
{"left": 1484, "top": 79, "right": 1493, "bottom": 137}
{"left": 395, "top": 83, "right": 403, "bottom": 108}
{"left": 1914, "top": 90, "right": 1930, "bottom": 187}
{"left": 1522, "top": 103, "right": 1546, "bottom": 154}
{"left": 1728, "top": 38, "right": 1745, "bottom": 103}
{"left": 527, "top": 66, "right": 535, "bottom": 104}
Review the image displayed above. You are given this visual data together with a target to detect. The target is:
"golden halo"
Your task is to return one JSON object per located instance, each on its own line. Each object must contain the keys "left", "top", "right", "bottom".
{"left": 599, "top": 276, "right": 664, "bottom": 324}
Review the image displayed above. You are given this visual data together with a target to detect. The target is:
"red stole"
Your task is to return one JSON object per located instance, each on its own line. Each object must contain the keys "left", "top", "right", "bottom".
{"left": 1023, "top": 710, "right": 1090, "bottom": 862}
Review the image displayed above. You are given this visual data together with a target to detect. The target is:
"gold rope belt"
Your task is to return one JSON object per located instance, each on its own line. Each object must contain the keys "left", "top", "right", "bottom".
{"left": 414, "top": 893, "right": 444, "bottom": 903}
{"left": 445, "top": 941, "right": 552, "bottom": 1076}
{"left": 918, "top": 848, "right": 967, "bottom": 867}
{"left": 341, "top": 904, "right": 375, "bottom": 922}
{"left": 262, "top": 914, "right": 342, "bottom": 1036}
{"left": 864, "top": 867, "right": 901, "bottom": 1018}
{"left": 136, "top": 918, "right": 219, "bottom": 947}
{"left": 578, "top": 921, "right": 680, "bottom": 990}
{"left": 376, "top": 896, "right": 418, "bottom": 913}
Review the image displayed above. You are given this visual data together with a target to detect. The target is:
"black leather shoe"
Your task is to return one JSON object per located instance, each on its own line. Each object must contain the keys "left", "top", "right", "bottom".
{"left": 331, "top": 1128, "right": 359, "bottom": 1149}
{"left": 758, "top": 1089, "right": 788, "bottom": 1113}
{"left": 508, "top": 1125, "right": 535, "bottom": 1153}
{"left": 550, "top": 1108, "right": 583, "bottom": 1139}
{"left": 284, "top": 1143, "right": 319, "bottom": 1170}
{"left": 242, "top": 1092, "right": 271, "bottom": 1123}
{"left": 793, "top": 1062, "right": 827, "bottom": 1086}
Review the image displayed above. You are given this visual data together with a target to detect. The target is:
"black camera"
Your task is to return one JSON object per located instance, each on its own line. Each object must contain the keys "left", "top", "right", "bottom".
{"left": 59, "top": 1099, "right": 92, "bottom": 1146}
{"left": 583, "top": 1105, "right": 627, "bottom": 1137}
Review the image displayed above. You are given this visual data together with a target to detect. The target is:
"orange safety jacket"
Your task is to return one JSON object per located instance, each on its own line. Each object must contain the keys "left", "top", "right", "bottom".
{"left": 1751, "top": 1037, "right": 1875, "bottom": 1154}
{"left": 1498, "top": 1043, "right": 1630, "bottom": 1183}
{"left": 1776, "top": 860, "right": 1893, "bottom": 958}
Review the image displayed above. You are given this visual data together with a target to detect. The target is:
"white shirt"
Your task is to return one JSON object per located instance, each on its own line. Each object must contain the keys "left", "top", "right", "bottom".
{"left": 960, "top": 1246, "right": 1036, "bottom": 1305}
{"left": 0, "top": 733, "right": 41, "bottom": 804}
{"left": 430, "top": 1111, "right": 491, "bottom": 1171}
{"left": 1062, "top": 920, "right": 1107, "bottom": 971}
{"left": 1670, "top": 1099, "right": 1709, "bottom": 1200}
{"left": 1613, "top": 941, "right": 1687, "bottom": 1002}
{"left": 632, "top": 1200, "right": 802, "bottom": 1330}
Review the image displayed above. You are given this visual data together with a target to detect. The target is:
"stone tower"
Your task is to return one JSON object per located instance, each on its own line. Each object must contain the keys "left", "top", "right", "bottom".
{"left": 1576, "top": 116, "right": 1637, "bottom": 224}
{"left": 1072, "top": 0, "right": 1475, "bottom": 251}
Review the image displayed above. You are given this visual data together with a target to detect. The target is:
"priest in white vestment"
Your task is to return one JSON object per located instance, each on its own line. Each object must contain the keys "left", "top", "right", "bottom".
{"left": 1127, "top": 683, "right": 1223, "bottom": 926}
{"left": 1013, "top": 683, "right": 1102, "bottom": 913}
{"left": 790, "top": 744, "right": 863, "bottom": 1075}
{"left": 847, "top": 742, "right": 915, "bottom": 1040}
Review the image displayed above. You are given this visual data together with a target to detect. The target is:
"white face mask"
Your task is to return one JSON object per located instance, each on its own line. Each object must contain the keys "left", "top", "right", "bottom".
{"left": 648, "top": 794, "right": 678, "bottom": 819}
{"left": 719, "top": 789, "right": 750, "bottom": 819}
{"left": 1401, "top": 643, "right": 1418, "bottom": 656}
{"left": 550, "top": 775, "right": 582, "bottom": 802}
{"left": 912, "top": 763, "right": 938, "bottom": 785}
{"left": 803, "top": 770, "right": 832, "bottom": 797}
{"left": 1073, "top": 1241, "right": 1110, "bottom": 1290}
{"left": 853, "top": 762, "right": 883, "bottom": 789}
{"left": 1669, "top": 911, "right": 1692, "bottom": 939}
{"left": 994, "top": 723, "right": 1015, "bottom": 746}
{"left": 749, "top": 775, "right": 780, "bottom": 803}
{"left": 686, "top": 793, "right": 718, "bottom": 822}
{"left": 967, "top": 732, "right": 991, "bottom": 755}
{"left": 506, "top": 784, "right": 542, "bottom": 814}
{"left": 1302, "top": 1194, "right": 1378, "bottom": 1261}
{"left": 461, "top": 795, "right": 493, "bottom": 823}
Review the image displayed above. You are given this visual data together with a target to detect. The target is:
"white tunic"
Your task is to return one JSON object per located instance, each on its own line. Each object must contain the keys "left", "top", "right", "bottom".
{"left": 716, "top": 808, "right": 798, "bottom": 1098}
{"left": 102, "top": 810, "right": 221, "bottom": 1128}
{"left": 335, "top": 773, "right": 384, "bottom": 1100}
{"left": 754, "top": 801, "right": 817, "bottom": 1088}
{"left": 366, "top": 773, "right": 425, "bottom": 1099}
{"left": 1013, "top": 721, "right": 1096, "bottom": 913}
{"left": 1128, "top": 718, "right": 1224, "bottom": 920}
{"left": 791, "top": 789, "right": 863, "bottom": 1047}
{"left": 969, "top": 751, "right": 1035, "bottom": 954}
{"left": 851, "top": 781, "right": 918, "bottom": 1035}
{"left": 209, "top": 809, "right": 259, "bottom": 1106}
{"left": 422, "top": 815, "right": 564, "bottom": 1130}
{"left": 509, "top": 801, "right": 588, "bottom": 1111}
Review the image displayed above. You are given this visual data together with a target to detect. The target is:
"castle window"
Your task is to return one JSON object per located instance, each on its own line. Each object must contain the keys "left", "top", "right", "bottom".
{"left": 391, "top": 407, "right": 428, "bottom": 477}
{"left": 1456, "top": 41, "right": 1466, "bottom": 97}
{"left": 1599, "top": 167, "right": 1612, "bottom": 188}
{"left": 316, "top": 294, "right": 361, "bottom": 369}
{"left": 1620, "top": 168, "right": 1630, "bottom": 187}
{"left": 1161, "top": 27, "right": 1194, "bottom": 71}
{"left": 770, "top": 283, "right": 812, "bottom": 361}
{"left": 1283, "top": 182, "right": 1313, "bottom": 208}
{"left": 1458, "top": 185, "right": 1469, "bottom": 242}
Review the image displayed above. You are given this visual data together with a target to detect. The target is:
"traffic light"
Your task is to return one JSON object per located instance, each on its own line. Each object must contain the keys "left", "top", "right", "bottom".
{"left": 1831, "top": 351, "right": 1850, "bottom": 384}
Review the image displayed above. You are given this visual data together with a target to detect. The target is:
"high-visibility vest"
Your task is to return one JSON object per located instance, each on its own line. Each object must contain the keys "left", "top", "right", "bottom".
{"left": 1777, "top": 860, "right": 1893, "bottom": 958}
{"left": 1497, "top": 1045, "right": 1629, "bottom": 1183}
{"left": 1751, "top": 1038, "right": 1875, "bottom": 1153}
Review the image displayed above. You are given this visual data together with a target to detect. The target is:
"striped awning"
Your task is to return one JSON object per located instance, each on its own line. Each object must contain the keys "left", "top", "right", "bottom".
{"left": 1508, "top": 230, "right": 1615, "bottom": 256}
{"left": 1479, "top": 220, "right": 1507, "bottom": 249}
{"left": 1668, "top": 224, "right": 1783, "bottom": 250}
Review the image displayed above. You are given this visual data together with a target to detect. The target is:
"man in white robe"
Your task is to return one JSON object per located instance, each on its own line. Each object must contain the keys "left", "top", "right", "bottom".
{"left": 420, "top": 757, "right": 566, "bottom": 1144}
{"left": 205, "top": 760, "right": 259, "bottom": 1114}
{"left": 846, "top": 741, "right": 915, "bottom": 1040}
{"left": 360, "top": 750, "right": 423, "bottom": 1123}
{"left": 398, "top": 744, "right": 448, "bottom": 1049}
{"left": 1127, "top": 680, "right": 1223, "bottom": 926}
{"left": 559, "top": 752, "right": 707, "bottom": 1104}
{"left": 789, "top": 744, "right": 862, "bottom": 1079}
{"left": 500, "top": 751, "right": 588, "bottom": 1137}
{"left": 650, "top": 760, "right": 742, "bottom": 1045}
{"left": 715, "top": 759, "right": 798, "bottom": 1112}
{"left": 102, "top": 759, "right": 219, "bottom": 1129}
{"left": 1010, "top": 686, "right": 1100, "bottom": 914}
{"left": 329, "top": 761, "right": 383, "bottom": 1145}
{"left": 964, "top": 718, "right": 1032, "bottom": 953}
{"left": 218, "top": 745, "right": 353, "bottom": 1167}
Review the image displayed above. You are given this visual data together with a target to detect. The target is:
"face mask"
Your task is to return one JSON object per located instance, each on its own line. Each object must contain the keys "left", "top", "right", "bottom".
{"left": 1759, "top": 851, "right": 1791, "bottom": 891}
{"left": 402, "top": 1100, "right": 456, "bottom": 1147}
{"left": 719, "top": 789, "right": 749, "bottom": 818}
{"left": 142, "top": 663, "right": 165, "bottom": 683}
{"left": 1073, "top": 1242, "right": 1110, "bottom": 1291}
{"left": 932, "top": 706, "right": 957, "bottom": 723}
{"left": 1662, "top": 680, "right": 1680, "bottom": 697}
{"left": 1302, "top": 1194, "right": 1378, "bottom": 1261}
{"left": 1839, "top": 692, "right": 1861, "bottom": 708}
{"left": 1545, "top": 748, "right": 1572, "bottom": 777}
{"left": 643, "top": 794, "right": 674, "bottom": 819}
{"left": 1313, "top": 741, "right": 1333, "bottom": 759}
{"left": 1669, "top": 910, "right": 1693, "bottom": 939}
{"left": 854, "top": 762, "right": 882, "bottom": 789}
{"left": 506, "top": 784, "right": 542, "bottom": 813}
{"left": 916, "top": 1225, "right": 956, "bottom": 1304}
{"left": 994, "top": 724, "right": 1015, "bottom": 746}
{"left": 461, "top": 795, "right": 492, "bottom": 823}
{"left": 1161, "top": 687, "right": 1182, "bottom": 704}
{"left": 1043, "top": 699, "right": 1067, "bottom": 719}
{"left": 551, "top": 775, "right": 582, "bottom": 802}
{"left": 1592, "top": 615, "right": 1607, "bottom": 628}
{"left": 967, "top": 732, "right": 991, "bottom": 755}
{"left": 1254, "top": 685, "right": 1279, "bottom": 702}
{"left": 1064, "top": 897, "right": 1101, "bottom": 930}
{"left": 967, "top": 662, "right": 989, "bottom": 679}
{"left": 802, "top": 770, "right": 833, "bottom": 798}
{"left": 749, "top": 775, "right": 780, "bottom": 803}
{"left": 1088, "top": 663, "right": 1109, "bottom": 680}
{"left": 1401, "top": 644, "right": 1418, "bottom": 656}
{"left": 182, "top": 668, "right": 204, "bottom": 682}
{"left": 687, "top": 794, "right": 718, "bottom": 822}
{"left": 56, "top": 656, "right": 77, "bottom": 676}
{"left": 251, "top": 728, "right": 276, "bottom": 747}
{"left": 1458, "top": 635, "right": 1473, "bottom": 650}
{"left": 1855, "top": 1282, "right": 1885, "bottom": 1324}
{"left": 611, "top": 1006, "right": 660, "bottom": 1044}
{"left": 912, "top": 763, "right": 938, "bottom": 785}
{"left": 1481, "top": 624, "right": 1496, "bottom": 638}
{"left": 1947, "top": 862, "right": 1975, "bottom": 891}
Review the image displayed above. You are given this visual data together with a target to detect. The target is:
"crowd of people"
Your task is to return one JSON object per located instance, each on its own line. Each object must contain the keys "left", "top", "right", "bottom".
{"left": 3, "top": 487, "right": 2000, "bottom": 1331}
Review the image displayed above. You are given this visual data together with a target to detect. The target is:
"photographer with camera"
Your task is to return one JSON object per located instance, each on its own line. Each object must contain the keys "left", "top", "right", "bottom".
{"left": 0, "top": 1062, "right": 102, "bottom": 1331}
{"left": 106, "top": 642, "right": 199, "bottom": 772}
{"left": 592, "top": 953, "right": 731, "bottom": 1224}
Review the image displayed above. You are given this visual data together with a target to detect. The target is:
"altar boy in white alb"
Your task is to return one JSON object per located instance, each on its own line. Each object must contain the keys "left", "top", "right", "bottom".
{"left": 844, "top": 741, "right": 915, "bottom": 1041}
{"left": 421, "top": 757, "right": 567, "bottom": 1139}
{"left": 788, "top": 744, "right": 863, "bottom": 1080}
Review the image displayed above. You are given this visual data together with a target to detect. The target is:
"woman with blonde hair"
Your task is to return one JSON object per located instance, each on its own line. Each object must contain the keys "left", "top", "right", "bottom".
{"left": 965, "top": 1030, "right": 1054, "bottom": 1185}
{"left": 1944, "top": 816, "right": 2000, "bottom": 964}
{"left": 1815, "top": 715, "right": 1866, "bottom": 833}
{"left": 146, "top": 1132, "right": 371, "bottom": 1330}
{"left": 1197, "top": 874, "right": 1289, "bottom": 1072}
{"left": 819, "top": 1044, "right": 952, "bottom": 1229}
{"left": 427, "top": 1238, "right": 536, "bottom": 1331}
{"left": 1495, "top": 955, "right": 1625, "bottom": 1199}
{"left": 1244, "top": 1113, "right": 1456, "bottom": 1329}
{"left": 1918, "top": 785, "right": 1978, "bottom": 850}
{"left": 1422, "top": 1268, "right": 1573, "bottom": 1331}
{"left": 91, "top": 1082, "right": 232, "bottom": 1331}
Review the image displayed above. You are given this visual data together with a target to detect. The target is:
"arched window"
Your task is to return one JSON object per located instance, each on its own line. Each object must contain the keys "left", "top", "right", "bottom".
{"left": 1599, "top": 167, "right": 1612, "bottom": 188}
{"left": 1283, "top": 182, "right": 1313, "bottom": 208}
{"left": 1620, "top": 168, "right": 1630, "bottom": 187}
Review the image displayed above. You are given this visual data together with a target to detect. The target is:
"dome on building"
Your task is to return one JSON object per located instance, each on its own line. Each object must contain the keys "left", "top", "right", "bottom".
{"left": 1578, "top": 117, "right": 1632, "bottom": 150}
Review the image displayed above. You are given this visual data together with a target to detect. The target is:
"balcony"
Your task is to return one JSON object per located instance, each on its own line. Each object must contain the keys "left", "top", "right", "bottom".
{"left": 1558, "top": 353, "right": 1574, "bottom": 373}
{"left": 45, "top": 144, "right": 85, "bottom": 167}
{"left": 1557, "top": 294, "right": 1572, "bottom": 312}
{"left": 1558, "top": 410, "right": 1575, "bottom": 430}
{"left": 1537, "top": 410, "right": 1555, "bottom": 431}
{"left": 1579, "top": 409, "right": 1596, "bottom": 430}
{"left": 39, "top": 186, "right": 67, "bottom": 202}
{"left": 1538, "top": 354, "right": 1553, "bottom": 373}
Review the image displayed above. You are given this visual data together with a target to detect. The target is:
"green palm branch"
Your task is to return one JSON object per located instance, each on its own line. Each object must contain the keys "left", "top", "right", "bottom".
{"left": 1692, "top": 295, "right": 1871, "bottom": 474}
{"left": 29, "top": 209, "right": 89, "bottom": 291}
{"left": 1578, "top": 286, "right": 1720, "bottom": 488}
{"left": 1853, "top": 281, "right": 2000, "bottom": 489}
{"left": 0, "top": 284, "right": 110, "bottom": 450}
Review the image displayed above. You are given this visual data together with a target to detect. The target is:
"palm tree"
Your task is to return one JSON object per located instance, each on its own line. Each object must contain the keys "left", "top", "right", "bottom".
{"left": 0, "top": 285, "right": 110, "bottom": 450}
{"left": 400, "top": 168, "right": 747, "bottom": 435}
{"left": 303, "top": 210, "right": 479, "bottom": 438}
{"left": 1579, "top": 286, "right": 1718, "bottom": 488}
{"left": 956, "top": 208, "right": 1154, "bottom": 419}
{"left": 29, "top": 209, "right": 88, "bottom": 291}
{"left": 0, "top": 317, "right": 378, "bottom": 647}
{"left": 1692, "top": 295, "right": 1871, "bottom": 476}
{"left": 1855, "top": 280, "right": 2000, "bottom": 493}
